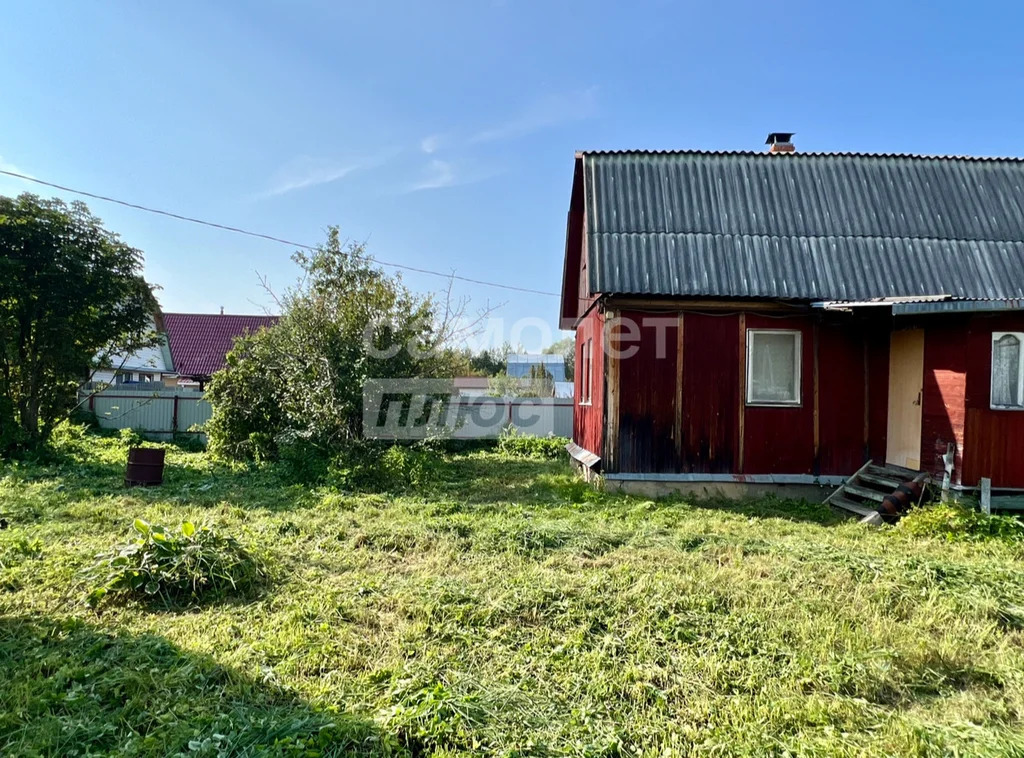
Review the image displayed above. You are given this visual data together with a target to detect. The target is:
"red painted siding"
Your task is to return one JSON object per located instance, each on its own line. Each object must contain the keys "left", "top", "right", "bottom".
{"left": 681, "top": 313, "right": 740, "bottom": 473}
{"left": 920, "top": 325, "right": 967, "bottom": 485}
{"left": 614, "top": 310, "right": 679, "bottom": 473}
{"left": 742, "top": 315, "right": 815, "bottom": 474}
{"left": 963, "top": 314, "right": 1024, "bottom": 487}
{"left": 592, "top": 303, "right": 901, "bottom": 479}
{"left": 818, "top": 322, "right": 870, "bottom": 475}
{"left": 573, "top": 307, "right": 604, "bottom": 458}
{"left": 865, "top": 329, "right": 890, "bottom": 466}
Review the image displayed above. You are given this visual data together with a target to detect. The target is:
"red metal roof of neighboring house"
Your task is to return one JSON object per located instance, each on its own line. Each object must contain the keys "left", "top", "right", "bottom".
{"left": 163, "top": 313, "right": 278, "bottom": 379}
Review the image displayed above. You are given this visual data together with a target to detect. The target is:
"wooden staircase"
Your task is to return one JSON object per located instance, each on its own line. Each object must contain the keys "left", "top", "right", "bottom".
{"left": 825, "top": 460, "right": 926, "bottom": 517}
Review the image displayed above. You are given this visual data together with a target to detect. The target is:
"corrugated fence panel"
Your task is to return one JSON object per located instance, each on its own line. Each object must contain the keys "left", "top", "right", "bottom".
{"left": 90, "top": 391, "right": 175, "bottom": 433}
{"left": 177, "top": 395, "right": 213, "bottom": 432}
{"left": 82, "top": 389, "right": 210, "bottom": 437}
{"left": 81, "top": 390, "right": 571, "bottom": 441}
{"left": 451, "top": 399, "right": 511, "bottom": 438}
{"left": 511, "top": 400, "right": 574, "bottom": 439}
{"left": 552, "top": 402, "right": 573, "bottom": 438}
{"left": 455, "top": 399, "right": 573, "bottom": 438}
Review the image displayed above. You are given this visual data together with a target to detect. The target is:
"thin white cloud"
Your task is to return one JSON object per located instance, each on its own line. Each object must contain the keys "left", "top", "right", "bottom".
{"left": 401, "top": 159, "right": 503, "bottom": 194}
{"left": 420, "top": 134, "right": 442, "bottom": 154}
{"left": 406, "top": 159, "right": 456, "bottom": 192}
{"left": 257, "top": 148, "right": 401, "bottom": 199}
{"left": 259, "top": 158, "right": 359, "bottom": 198}
{"left": 470, "top": 87, "right": 598, "bottom": 144}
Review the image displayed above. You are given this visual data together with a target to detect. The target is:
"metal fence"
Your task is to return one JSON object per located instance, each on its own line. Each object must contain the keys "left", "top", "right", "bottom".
{"left": 81, "top": 387, "right": 211, "bottom": 438}
{"left": 79, "top": 388, "right": 573, "bottom": 440}
{"left": 469, "top": 398, "right": 573, "bottom": 439}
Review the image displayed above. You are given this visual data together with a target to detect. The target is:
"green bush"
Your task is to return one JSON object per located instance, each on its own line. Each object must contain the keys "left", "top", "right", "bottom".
{"left": 85, "top": 519, "right": 267, "bottom": 608}
{"left": 898, "top": 503, "right": 1024, "bottom": 542}
{"left": 117, "top": 427, "right": 145, "bottom": 449}
{"left": 497, "top": 427, "right": 569, "bottom": 460}
{"left": 328, "top": 443, "right": 443, "bottom": 492}
{"left": 69, "top": 407, "right": 100, "bottom": 430}
{"left": 276, "top": 435, "right": 332, "bottom": 485}
{"left": 48, "top": 419, "right": 91, "bottom": 449}
{"left": 172, "top": 427, "right": 207, "bottom": 453}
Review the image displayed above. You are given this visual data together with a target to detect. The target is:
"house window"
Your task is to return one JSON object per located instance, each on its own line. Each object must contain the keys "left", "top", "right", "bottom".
{"left": 580, "top": 338, "right": 593, "bottom": 405}
{"left": 991, "top": 332, "right": 1024, "bottom": 409}
{"left": 746, "top": 329, "right": 801, "bottom": 406}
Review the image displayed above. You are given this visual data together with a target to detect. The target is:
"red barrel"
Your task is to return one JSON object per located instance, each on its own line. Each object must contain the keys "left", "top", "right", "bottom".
{"left": 878, "top": 480, "right": 924, "bottom": 523}
{"left": 877, "top": 496, "right": 902, "bottom": 523}
{"left": 125, "top": 447, "right": 165, "bottom": 487}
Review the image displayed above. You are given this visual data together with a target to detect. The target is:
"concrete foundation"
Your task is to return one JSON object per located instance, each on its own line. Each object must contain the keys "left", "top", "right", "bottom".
{"left": 604, "top": 478, "right": 834, "bottom": 501}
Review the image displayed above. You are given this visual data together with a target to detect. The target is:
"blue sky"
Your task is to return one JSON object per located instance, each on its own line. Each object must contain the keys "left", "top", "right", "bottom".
{"left": 2, "top": 0, "right": 1023, "bottom": 350}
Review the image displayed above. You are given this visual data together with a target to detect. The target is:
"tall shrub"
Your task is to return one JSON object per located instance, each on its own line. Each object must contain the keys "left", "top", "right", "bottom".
{"left": 206, "top": 228, "right": 462, "bottom": 465}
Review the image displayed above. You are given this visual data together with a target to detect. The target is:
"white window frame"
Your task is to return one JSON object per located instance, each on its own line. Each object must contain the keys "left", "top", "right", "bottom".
{"left": 745, "top": 329, "right": 802, "bottom": 407}
{"left": 991, "top": 331, "right": 1024, "bottom": 410}
{"left": 579, "top": 337, "right": 593, "bottom": 406}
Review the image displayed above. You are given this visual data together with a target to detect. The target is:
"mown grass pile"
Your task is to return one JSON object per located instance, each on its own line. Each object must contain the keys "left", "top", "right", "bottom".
{"left": 2, "top": 426, "right": 1024, "bottom": 756}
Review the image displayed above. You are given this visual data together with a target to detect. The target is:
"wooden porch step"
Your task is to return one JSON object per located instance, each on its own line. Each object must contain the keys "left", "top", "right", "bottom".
{"left": 858, "top": 472, "right": 903, "bottom": 490}
{"left": 824, "top": 460, "right": 930, "bottom": 520}
{"left": 867, "top": 463, "right": 919, "bottom": 480}
{"left": 842, "top": 484, "right": 887, "bottom": 503}
{"left": 829, "top": 495, "right": 878, "bottom": 518}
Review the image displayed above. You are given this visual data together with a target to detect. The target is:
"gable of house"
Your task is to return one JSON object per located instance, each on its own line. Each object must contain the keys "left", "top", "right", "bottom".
{"left": 561, "top": 150, "right": 1024, "bottom": 325}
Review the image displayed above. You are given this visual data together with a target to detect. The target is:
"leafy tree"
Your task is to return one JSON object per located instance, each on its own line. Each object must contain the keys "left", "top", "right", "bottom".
{"left": 468, "top": 345, "right": 509, "bottom": 377}
{"left": 206, "top": 229, "right": 465, "bottom": 464}
{"left": 526, "top": 363, "right": 555, "bottom": 397}
{"left": 543, "top": 335, "right": 575, "bottom": 381}
{"left": 0, "top": 194, "right": 157, "bottom": 452}
{"left": 487, "top": 372, "right": 523, "bottom": 398}
{"left": 487, "top": 364, "right": 555, "bottom": 398}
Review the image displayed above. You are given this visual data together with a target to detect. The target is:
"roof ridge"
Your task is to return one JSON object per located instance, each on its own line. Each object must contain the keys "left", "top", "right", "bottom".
{"left": 577, "top": 149, "right": 1024, "bottom": 163}
{"left": 162, "top": 312, "right": 278, "bottom": 318}
{"left": 589, "top": 230, "right": 1024, "bottom": 246}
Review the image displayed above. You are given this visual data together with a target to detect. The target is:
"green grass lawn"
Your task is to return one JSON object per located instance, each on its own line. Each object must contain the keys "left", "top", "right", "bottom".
{"left": 2, "top": 431, "right": 1024, "bottom": 757}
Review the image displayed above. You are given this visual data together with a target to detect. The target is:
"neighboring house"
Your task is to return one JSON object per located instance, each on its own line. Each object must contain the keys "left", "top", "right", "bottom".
{"left": 91, "top": 338, "right": 175, "bottom": 386}
{"left": 561, "top": 134, "right": 1024, "bottom": 493}
{"left": 453, "top": 377, "right": 492, "bottom": 397}
{"left": 506, "top": 353, "right": 568, "bottom": 381}
{"left": 163, "top": 312, "right": 278, "bottom": 388}
{"left": 90, "top": 316, "right": 176, "bottom": 387}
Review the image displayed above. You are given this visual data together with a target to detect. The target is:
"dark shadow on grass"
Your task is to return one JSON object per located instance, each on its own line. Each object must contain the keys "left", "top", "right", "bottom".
{"left": 0, "top": 615, "right": 398, "bottom": 757}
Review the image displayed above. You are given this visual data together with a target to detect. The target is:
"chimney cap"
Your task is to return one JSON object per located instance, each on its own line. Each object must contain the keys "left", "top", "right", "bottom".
{"left": 765, "top": 132, "right": 795, "bottom": 145}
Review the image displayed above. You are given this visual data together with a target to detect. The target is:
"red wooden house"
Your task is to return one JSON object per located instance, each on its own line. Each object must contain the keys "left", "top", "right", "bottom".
{"left": 561, "top": 135, "right": 1024, "bottom": 497}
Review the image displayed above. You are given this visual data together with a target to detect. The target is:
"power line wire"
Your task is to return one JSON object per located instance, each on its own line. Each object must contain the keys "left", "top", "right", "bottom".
{"left": 0, "top": 168, "right": 561, "bottom": 298}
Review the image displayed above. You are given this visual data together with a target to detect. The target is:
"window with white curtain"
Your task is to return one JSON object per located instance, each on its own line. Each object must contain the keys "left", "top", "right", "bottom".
{"left": 579, "top": 338, "right": 593, "bottom": 405}
{"left": 992, "top": 332, "right": 1024, "bottom": 409}
{"left": 746, "top": 329, "right": 801, "bottom": 406}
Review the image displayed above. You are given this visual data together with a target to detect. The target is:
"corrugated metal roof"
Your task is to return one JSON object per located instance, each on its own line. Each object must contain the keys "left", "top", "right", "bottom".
{"left": 163, "top": 313, "right": 278, "bottom": 379}
{"left": 892, "top": 298, "right": 1024, "bottom": 315}
{"left": 582, "top": 151, "right": 1024, "bottom": 300}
